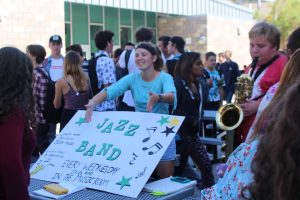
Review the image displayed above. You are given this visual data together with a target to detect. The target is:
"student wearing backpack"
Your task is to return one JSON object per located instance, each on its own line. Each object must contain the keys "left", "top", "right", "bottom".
{"left": 27, "top": 44, "right": 50, "bottom": 155}
{"left": 89, "top": 30, "right": 116, "bottom": 111}
{"left": 53, "top": 51, "right": 91, "bottom": 131}
{"left": 85, "top": 42, "right": 177, "bottom": 178}
{"left": 42, "top": 35, "right": 64, "bottom": 142}
{"left": 117, "top": 27, "right": 154, "bottom": 111}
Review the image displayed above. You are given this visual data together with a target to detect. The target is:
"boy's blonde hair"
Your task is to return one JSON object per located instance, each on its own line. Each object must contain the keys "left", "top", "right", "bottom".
{"left": 249, "top": 21, "right": 280, "bottom": 50}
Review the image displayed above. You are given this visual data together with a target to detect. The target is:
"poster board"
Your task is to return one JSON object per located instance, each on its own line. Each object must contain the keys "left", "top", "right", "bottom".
{"left": 30, "top": 111, "right": 184, "bottom": 198}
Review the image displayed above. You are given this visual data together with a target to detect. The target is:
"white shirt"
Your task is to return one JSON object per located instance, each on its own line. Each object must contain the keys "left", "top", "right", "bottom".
{"left": 118, "top": 49, "right": 140, "bottom": 107}
{"left": 49, "top": 57, "right": 64, "bottom": 82}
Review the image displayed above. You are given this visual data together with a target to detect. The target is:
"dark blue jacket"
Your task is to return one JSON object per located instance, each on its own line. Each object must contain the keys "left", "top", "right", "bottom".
{"left": 220, "top": 60, "right": 240, "bottom": 91}
{"left": 173, "top": 76, "right": 208, "bottom": 137}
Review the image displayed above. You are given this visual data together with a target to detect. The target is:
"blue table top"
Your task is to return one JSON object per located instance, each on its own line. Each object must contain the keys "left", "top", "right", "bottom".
{"left": 29, "top": 178, "right": 197, "bottom": 200}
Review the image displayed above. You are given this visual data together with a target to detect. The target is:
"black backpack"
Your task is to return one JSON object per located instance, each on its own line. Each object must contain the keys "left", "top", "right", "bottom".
{"left": 116, "top": 49, "right": 132, "bottom": 81}
{"left": 35, "top": 67, "right": 62, "bottom": 124}
{"left": 88, "top": 54, "right": 107, "bottom": 96}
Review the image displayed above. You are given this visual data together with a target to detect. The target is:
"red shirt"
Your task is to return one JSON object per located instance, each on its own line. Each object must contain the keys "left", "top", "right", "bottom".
{"left": 0, "top": 108, "right": 36, "bottom": 200}
{"left": 238, "top": 54, "right": 287, "bottom": 143}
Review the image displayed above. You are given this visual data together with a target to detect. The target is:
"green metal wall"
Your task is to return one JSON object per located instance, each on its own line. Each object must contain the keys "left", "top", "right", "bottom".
{"left": 72, "top": 3, "right": 89, "bottom": 44}
{"left": 64, "top": 2, "right": 157, "bottom": 54}
{"left": 104, "top": 7, "right": 119, "bottom": 45}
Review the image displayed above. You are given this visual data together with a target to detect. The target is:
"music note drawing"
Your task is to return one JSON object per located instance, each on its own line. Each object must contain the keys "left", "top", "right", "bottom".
{"left": 142, "top": 142, "right": 163, "bottom": 155}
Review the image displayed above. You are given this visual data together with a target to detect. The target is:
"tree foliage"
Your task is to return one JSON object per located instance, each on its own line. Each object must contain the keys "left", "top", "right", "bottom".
{"left": 265, "top": 0, "right": 300, "bottom": 48}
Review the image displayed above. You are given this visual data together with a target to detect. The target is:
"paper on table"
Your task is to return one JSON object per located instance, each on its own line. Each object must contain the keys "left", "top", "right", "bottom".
{"left": 143, "top": 177, "right": 196, "bottom": 195}
{"left": 32, "top": 182, "right": 85, "bottom": 199}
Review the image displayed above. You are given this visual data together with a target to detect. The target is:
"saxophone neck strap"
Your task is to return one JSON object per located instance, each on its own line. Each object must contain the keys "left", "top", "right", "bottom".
{"left": 251, "top": 55, "right": 279, "bottom": 83}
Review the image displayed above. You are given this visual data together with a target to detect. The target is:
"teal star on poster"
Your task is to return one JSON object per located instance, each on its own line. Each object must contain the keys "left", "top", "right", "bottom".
{"left": 157, "top": 116, "right": 169, "bottom": 126}
{"left": 116, "top": 176, "right": 132, "bottom": 190}
{"left": 75, "top": 117, "right": 87, "bottom": 126}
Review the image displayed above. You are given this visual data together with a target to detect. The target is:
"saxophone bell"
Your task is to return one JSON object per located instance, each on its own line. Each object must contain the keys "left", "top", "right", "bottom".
{"left": 216, "top": 74, "right": 252, "bottom": 130}
{"left": 216, "top": 103, "right": 243, "bottom": 130}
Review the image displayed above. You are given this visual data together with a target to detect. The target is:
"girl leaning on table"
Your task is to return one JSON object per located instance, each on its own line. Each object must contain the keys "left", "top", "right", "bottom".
{"left": 85, "top": 42, "right": 177, "bottom": 179}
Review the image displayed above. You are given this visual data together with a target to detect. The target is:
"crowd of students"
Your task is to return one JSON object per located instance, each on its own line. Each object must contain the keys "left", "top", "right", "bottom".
{"left": 1, "top": 21, "right": 300, "bottom": 200}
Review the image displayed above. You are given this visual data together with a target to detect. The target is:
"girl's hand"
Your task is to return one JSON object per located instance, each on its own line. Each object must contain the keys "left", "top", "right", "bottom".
{"left": 147, "top": 91, "right": 159, "bottom": 112}
{"left": 85, "top": 100, "right": 95, "bottom": 122}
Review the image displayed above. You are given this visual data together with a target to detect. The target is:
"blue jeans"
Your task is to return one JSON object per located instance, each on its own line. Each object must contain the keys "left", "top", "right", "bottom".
{"left": 226, "top": 89, "right": 234, "bottom": 103}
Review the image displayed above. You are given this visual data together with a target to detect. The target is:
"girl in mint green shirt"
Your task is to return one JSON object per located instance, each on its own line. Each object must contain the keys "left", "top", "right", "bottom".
{"left": 85, "top": 42, "right": 177, "bottom": 178}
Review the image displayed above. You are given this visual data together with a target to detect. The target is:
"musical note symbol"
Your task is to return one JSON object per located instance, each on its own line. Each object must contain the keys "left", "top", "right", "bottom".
{"left": 142, "top": 142, "right": 163, "bottom": 155}
{"left": 129, "top": 153, "right": 138, "bottom": 165}
{"left": 135, "top": 167, "right": 147, "bottom": 179}
{"left": 142, "top": 127, "right": 158, "bottom": 143}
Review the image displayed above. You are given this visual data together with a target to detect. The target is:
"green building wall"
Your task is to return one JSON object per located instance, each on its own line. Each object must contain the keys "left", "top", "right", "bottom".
{"left": 64, "top": 2, "right": 157, "bottom": 56}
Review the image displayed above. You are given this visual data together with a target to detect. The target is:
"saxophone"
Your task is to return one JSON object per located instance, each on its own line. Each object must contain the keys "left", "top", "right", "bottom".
{"left": 216, "top": 57, "right": 258, "bottom": 130}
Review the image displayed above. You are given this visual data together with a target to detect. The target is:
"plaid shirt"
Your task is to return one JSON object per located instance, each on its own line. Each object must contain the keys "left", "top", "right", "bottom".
{"left": 33, "top": 67, "right": 48, "bottom": 124}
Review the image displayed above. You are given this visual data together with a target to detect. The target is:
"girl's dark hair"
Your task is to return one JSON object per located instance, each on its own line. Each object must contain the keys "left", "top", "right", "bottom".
{"left": 136, "top": 42, "right": 163, "bottom": 71}
{"left": 287, "top": 27, "right": 300, "bottom": 55}
{"left": 244, "top": 81, "right": 300, "bottom": 200}
{"left": 26, "top": 44, "right": 46, "bottom": 64}
{"left": 0, "top": 47, "right": 35, "bottom": 129}
{"left": 174, "top": 52, "right": 202, "bottom": 85}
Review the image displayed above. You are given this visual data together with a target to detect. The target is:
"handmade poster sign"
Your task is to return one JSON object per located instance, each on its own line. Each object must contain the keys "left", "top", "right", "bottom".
{"left": 30, "top": 110, "right": 184, "bottom": 198}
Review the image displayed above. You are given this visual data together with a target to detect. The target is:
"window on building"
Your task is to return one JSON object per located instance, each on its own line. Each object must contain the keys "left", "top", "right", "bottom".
{"left": 90, "top": 25, "right": 103, "bottom": 55}
{"left": 65, "top": 23, "right": 71, "bottom": 48}
{"left": 120, "top": 26, "right": 132, "bottom": 48}
{"left": 151, "top": 28, "right": 156, "bottom": 44}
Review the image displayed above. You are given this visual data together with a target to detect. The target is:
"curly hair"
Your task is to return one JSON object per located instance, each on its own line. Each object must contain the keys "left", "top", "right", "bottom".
{"left": 245, "top": 81, "right": 300, "bottom": 200}
{"left": 0, "top": 47, "right": 35, "bottom": 129}
{"left": 94, "top": 30, "right": 114, "bottom": 50}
